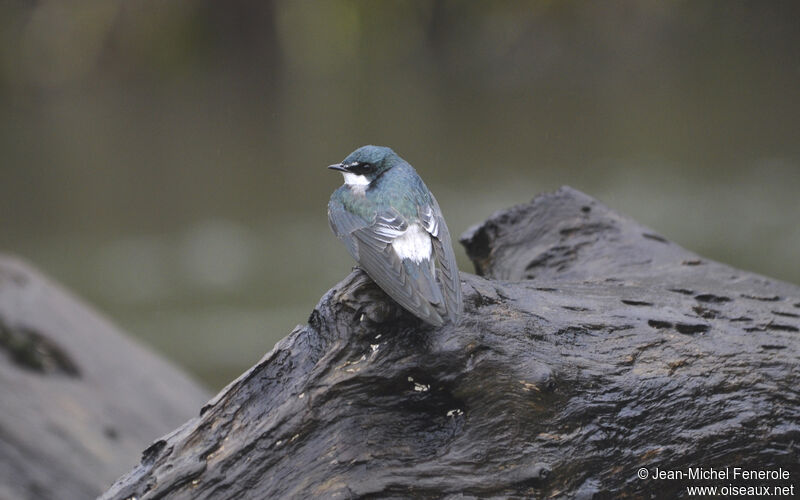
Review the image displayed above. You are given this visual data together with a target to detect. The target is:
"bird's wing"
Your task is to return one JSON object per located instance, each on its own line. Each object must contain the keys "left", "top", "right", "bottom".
{"left": 419, "top": 194, "right": 463, "bottom": 323}
{"left": 328, "top": 191, "right": 459, "bottom": 326}
{"left": 350, "top": 210, "right": 446, "bottom": 326}
{"left": 328, "top": 197, "right": 368, "bottom": 260}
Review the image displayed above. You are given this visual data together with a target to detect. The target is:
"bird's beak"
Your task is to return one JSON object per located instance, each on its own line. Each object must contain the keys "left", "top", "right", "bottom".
{"left": 327, "top": 163, "right": 349, "bottom": 172}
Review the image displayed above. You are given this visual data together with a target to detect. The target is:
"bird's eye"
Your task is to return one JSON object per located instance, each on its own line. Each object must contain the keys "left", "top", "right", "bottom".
{"left": 350, "top": 162, "right": 374, "bottom": 175}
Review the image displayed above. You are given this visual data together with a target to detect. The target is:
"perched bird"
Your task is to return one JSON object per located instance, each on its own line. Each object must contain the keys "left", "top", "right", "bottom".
{"left": 327, "top": 145, "right": 462, "bottom": 326}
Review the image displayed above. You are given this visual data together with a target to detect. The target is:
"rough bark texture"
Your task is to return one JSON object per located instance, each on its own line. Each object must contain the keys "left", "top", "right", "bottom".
{"left": 0, "top": 256, "right": 210, "bottom": 500}
{"left": 102, "top": 187, "right": 799, "bottom": 499}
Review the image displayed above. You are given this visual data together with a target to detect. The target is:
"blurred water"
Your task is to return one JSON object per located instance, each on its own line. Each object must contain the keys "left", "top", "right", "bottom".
{"left": 1, "top": 1, "right": 799, "bottom": 389}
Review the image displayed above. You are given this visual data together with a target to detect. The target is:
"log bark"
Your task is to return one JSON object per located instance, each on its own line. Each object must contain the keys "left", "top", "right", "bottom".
{"left": 102, "top": 187, "right": 799, "bottom": 499}
{"left": 0, "top": 256, "right": 210, "bottom": 500}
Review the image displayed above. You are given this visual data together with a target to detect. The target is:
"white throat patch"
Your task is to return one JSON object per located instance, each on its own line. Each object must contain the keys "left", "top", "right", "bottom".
{"left": 343, "top": 173, "right": 370, "bottom": 191}
{"left": 392, "top": 224, "right": 432, "bottom": 263}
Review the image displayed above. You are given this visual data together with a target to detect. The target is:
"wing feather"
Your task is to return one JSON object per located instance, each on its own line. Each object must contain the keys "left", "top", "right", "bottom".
{"left": 328, "top": 197, "right": 370, "bottom": 259}
{"left": 419, "top": 193, "right": 463, "bottom": 323}
{"left": 328, "top": 186, "right": 461, "bottom": 326}
{"left": 352, "top": 213, "right": 445, "bottom": 326}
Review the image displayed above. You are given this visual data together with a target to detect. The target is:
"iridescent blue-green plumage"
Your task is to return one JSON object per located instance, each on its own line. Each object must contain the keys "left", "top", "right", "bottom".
{"left": 327, "top": 146, "right": 462, "bottom": 326}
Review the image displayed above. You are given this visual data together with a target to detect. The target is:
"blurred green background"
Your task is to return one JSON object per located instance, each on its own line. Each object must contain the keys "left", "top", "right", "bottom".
{"left": 1, "top": 0, "right": 798, "bottom": 389}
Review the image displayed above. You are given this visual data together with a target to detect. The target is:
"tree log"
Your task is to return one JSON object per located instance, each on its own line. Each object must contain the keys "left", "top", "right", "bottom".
{"left": 0, "top": 256, "right": 209, "bottom": 500}
{"left": 102, "top": 187, "right": 799, "bottom": 499}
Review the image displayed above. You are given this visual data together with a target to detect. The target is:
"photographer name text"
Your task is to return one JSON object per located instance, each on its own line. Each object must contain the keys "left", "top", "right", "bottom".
{"left": 650, "top": 467, "right": 791, "bottom": 481}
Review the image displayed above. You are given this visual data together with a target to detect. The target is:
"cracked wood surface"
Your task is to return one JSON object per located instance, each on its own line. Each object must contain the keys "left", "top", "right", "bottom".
{"left": 102, "top": 187, "right": 799, "bottom": 499}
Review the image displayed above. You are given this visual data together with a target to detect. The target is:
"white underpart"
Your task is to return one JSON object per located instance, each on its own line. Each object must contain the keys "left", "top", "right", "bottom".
{"left": 343, "top": 173, "right": 370, "bottom": 193}
{"left": 392, "top": 223, "right": 432, "bottom": 263}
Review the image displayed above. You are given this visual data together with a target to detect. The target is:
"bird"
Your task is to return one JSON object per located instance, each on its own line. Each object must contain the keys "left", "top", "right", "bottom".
{"left": 327, "top": 145, "right": 462, "bottom": 326}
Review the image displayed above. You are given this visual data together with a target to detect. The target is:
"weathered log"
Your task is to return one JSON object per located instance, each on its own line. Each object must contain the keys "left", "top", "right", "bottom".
{"left": 102, "top": 187, "right": 799, "bottom": 499}
{"left": 0, "top": 256, "right": 210, "bottom": 500}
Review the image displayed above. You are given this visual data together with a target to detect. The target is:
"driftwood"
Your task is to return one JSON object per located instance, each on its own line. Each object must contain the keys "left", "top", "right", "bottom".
{"left": 0, "top": 256, "right": 209, "bottom": 500}
{"left": 102, "top": 187, "right": 799, "bottom": 499}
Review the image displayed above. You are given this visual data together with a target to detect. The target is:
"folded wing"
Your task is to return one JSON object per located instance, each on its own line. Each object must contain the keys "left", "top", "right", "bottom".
{"left": 328, "top": 194, "right": 462, "bottom": 326}
{"left": 419, "top": 195, "right": 463, "bottom": 323}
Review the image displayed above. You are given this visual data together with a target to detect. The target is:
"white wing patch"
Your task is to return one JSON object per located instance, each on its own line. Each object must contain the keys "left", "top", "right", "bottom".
{"left": 421, "top": 205, "right": 438, "bottom": 236}
{"left": 392, "top": 223, "right": 432, "bottom": 263}
{"left": 373, "top": 222, "right": 406, "bottom": 242}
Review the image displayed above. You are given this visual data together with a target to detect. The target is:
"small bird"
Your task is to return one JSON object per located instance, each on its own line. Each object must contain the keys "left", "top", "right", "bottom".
{"left": 327, "top": 145, "right": 462, "bottom": 326}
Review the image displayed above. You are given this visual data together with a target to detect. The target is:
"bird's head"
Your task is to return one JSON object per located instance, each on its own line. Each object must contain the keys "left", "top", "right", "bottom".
{"left": 328, "top": 145, "right": 401, "bottom": 188}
